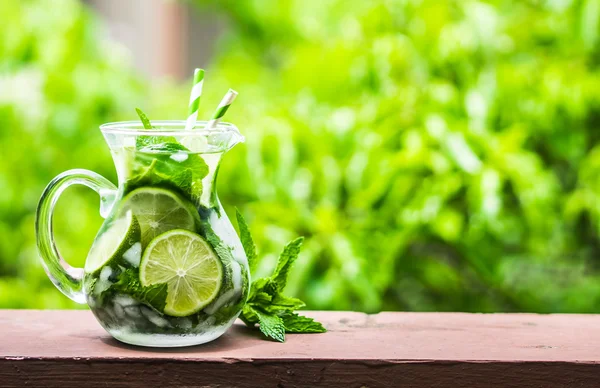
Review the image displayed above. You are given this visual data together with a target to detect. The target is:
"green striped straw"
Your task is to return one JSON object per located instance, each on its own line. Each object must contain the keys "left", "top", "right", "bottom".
{"left": 206, "top": 89, "right": 238, "bottom": 130}
{"left": 185, "top": 68, "right": 205, "bottom": 131}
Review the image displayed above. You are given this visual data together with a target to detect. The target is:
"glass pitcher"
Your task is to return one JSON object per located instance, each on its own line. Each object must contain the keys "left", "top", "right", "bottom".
{"left": 35, "top": 121, "right": 250, "bottom": 347}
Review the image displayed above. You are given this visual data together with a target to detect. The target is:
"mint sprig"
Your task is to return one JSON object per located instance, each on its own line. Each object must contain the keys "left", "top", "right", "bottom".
{"left": 236, "top": 209, "right": 326, "bottom": 342}
{"left": 130, "top": 109, "right": 209, "bottom": 201}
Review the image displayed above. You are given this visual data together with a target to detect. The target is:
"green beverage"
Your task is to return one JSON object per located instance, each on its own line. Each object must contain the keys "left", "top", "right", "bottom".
{"left": 83, "top": 123, "right": 249, "bottom": 346}
{"left": 36, "top": 115, "right": 250, "bottom": 347}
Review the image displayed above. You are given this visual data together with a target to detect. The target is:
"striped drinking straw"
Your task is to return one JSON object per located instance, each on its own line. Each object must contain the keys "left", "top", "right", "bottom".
{"left": 206, "top": 89, "right": 238, "bottom": 130}
{"left": 185, "top": 68, "right": 205, "bottom": 131}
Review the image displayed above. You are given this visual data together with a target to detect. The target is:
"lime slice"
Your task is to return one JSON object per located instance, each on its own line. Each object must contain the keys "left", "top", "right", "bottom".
{"left": 139, "top": 229, "right": 223, "bottom": 316}
{"left": 122, "top": 187, "right": 198, "bottom": 246}
{"left": 85, "top": 210, "right": 140, "bottom": 273}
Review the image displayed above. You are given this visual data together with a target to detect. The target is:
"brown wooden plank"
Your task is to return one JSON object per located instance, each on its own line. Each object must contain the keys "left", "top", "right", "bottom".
{"left": 1, "top": 310, "right": 600, "bottom": 387}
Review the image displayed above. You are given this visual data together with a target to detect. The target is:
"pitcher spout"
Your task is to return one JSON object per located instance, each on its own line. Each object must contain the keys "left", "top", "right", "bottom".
{"left": 100, "top": 120, "right": 244, "bottom": 154}
{"left": 100, "top": 120, "right": 244, "bottom": 208}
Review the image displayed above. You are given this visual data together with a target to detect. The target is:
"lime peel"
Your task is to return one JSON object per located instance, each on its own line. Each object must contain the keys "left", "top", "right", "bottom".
{"left": 85, "top": 210, "right": 140, "bottom": 273}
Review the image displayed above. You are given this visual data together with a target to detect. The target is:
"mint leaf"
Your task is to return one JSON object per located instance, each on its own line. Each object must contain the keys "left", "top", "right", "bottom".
{"left": 241, "top": 304, "right": 259, "bottom": 324}
{"left": 203, "top": 222, "right": 237, "bottom": 266}
{"left": 272, "top": 237, "right": 304, "bottom": 291}
{"left": 251, "top": 291, "right": 273, "bottom": 305}
{"left": 267, "top": 293, "right": 305, "bottom": 311}
{"left": 85, "top": 275, "right": 97, "bottom": 296}
{"left": 249, "top": 277, "right": 278, "bottom": 299}
{"left": 281, "top": 312, "right": 327, "bottom": 333}
{"left": 134, "top": 108, "right": 181, "bottom": 149}
{"left": 127, "top": 144, "right": 209, "bottom": 202}
{"left": 136, "top": 136, "right": 174, "bottom": 149}
{"left": 110, "top": 268, "right": 167, "bottom": 312}
{"left": 135, "top": 108, "right": 167, "bottom": 149}
{"left": 133, "top": 141, "right": 208, "bottom": 198}
{"left": 235, "top": 209, "right": 258, "bottom": 273}
{"left": 136, "top": 108, "right": 153, "bottom": 129}
{"left": 200, "top": 221, "right": 251, "bottom": 317}
{"left": 253, "top": 308, "right": 286, "bottom": 342}
{"left": 139, "top": 142, "right": 187, "bottom": 153}
{"left": 250, "top": 289, "right": 305, "bottom": 314}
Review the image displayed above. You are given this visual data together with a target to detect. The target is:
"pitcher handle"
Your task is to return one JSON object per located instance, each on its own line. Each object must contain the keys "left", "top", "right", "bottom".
{"left": 35, "top": 169, "right": 117, "bottom": 303}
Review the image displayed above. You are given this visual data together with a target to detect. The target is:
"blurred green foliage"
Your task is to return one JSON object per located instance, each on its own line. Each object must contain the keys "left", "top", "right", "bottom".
{"left": 2, "top": 0, "right": 600, "bottom": 313}
{"left": 0, "top": 0, "right": 143, "bottom": 308}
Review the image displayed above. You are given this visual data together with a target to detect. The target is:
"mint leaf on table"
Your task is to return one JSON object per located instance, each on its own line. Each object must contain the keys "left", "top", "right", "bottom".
{"left": 235, "top": 209, "right": 258, "bottom": 273}
{"left": 264, "top": 294, "right": 305, "bottom": 312}
{"left": 272, "top": 237, "right": 303, "bottom": 291}
{"left": 251, "top": 291, "right": 272, "bottom": 305}
{"left": 253, "top": 307, "right": 286, "bottom": 343}
{"left": 236, "top": 213, "right": 326, "bottom": 342}
{"left": 280, "top": 312, "right": 326, "bottom": 333}
{"left": 240, "top": 304, "right": 258, "bottom": 325}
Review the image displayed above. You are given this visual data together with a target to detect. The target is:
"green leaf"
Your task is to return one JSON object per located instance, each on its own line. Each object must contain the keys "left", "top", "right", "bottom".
{"left": 139, "top": 142, "right": 187, "bottom": 153}
{"left": 235, "top": 209, "right": 258, "bottom": 274}
{"left": 136, "top": 136, "right": 176, "bottom": 149}
{"left": 135, "top": 108, "right": 172, "bottom": 149}
{"left": 85, "top": 275, "right": 97, "bottom": 296}
{"left": 251, "top": 291, "right": 273, "bottom": 305}
{"left": 127, "top": 143, "right": 209, "bottom": 201}
{"left": 240, "top": 304, "right": 259, "bottom": 325}
{"left": 203, "top": 223, "right": 237, "bottom": 266}
{"left": 281, "top": 312, "right": 327, "bottom": 333}
{"left": 272, "top": 237, "right": 304, "bottom": 291}
{"left": 249, "top": 277, "right": 278, "bottom": 299}
{"left": 253, "top": 293, "right": 306, "bottom": 314}
{"left": 201, "top": 223, "right": 247, "bottom": 304}
{"left": 254, "top": 308, "right": 286, "bottom": 342}
{"left": 269, "top": 293, "right": 306, "bottom": 310}
{"left": 110, "top": 269, "right": 168, "bottom": 312}
{"left": 135, "top": 108, "right": 153, "bottom": 129}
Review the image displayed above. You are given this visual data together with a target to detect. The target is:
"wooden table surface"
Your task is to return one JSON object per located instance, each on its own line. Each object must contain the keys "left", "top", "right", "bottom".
{"left": 1, "top": 310, "right": 599, "bottom": 387}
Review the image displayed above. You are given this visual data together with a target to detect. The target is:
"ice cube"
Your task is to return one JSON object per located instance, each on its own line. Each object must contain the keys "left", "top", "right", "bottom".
{"left": 204, "top": 289, "right": 236, "bottom": 315}
{"left": 113, "top": 303, "right": 125, "bottom": 319}
{"left": 140, "top": 306, "right": 170, "bottom": 328}
{"left": 100, "top": 266, "right": 112, "bottom": 281}
{"left": 124, "top": 306, "right": 142, "bottom": 319}
{"left": 94, "top": 267, "right": 114, "bottom": 295}
{"left": 177, "top": 318, "right": 192, "bottom": 330}
{"left": 122, "top": 242, "right": 142, "bottom": 267}
{"left": 170, "top": 151, "right": 188, "bottom": 163}
{"left": 113, "top": 294, "right": 137, "bottom": 307}
{"left": 231, "top": 260, "right": 242, "bottom": 293}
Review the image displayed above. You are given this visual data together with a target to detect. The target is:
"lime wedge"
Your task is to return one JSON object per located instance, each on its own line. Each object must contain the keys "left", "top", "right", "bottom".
{"left": 122, "top": 187, "right": 198, "bottom": 246}
{"left": 85, "top": 210, "right": 140, "bottom": 273}
{"left": 139, "top": 229, "right": 223, "bottom": 316}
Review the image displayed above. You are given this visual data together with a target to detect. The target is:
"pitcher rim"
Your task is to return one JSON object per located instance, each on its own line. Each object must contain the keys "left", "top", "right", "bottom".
{"left": 100, "top": 120, "right": 241, "bottom": 137}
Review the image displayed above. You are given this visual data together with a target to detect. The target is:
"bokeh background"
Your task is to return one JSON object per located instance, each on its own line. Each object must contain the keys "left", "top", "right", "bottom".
{"left": 2, "top": 0, "right": 600, "bottom": 313}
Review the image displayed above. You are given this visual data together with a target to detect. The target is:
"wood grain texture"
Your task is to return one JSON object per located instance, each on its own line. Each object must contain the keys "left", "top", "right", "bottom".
{"left": 1, "top": 310, "right": 600, "bottom": 387}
